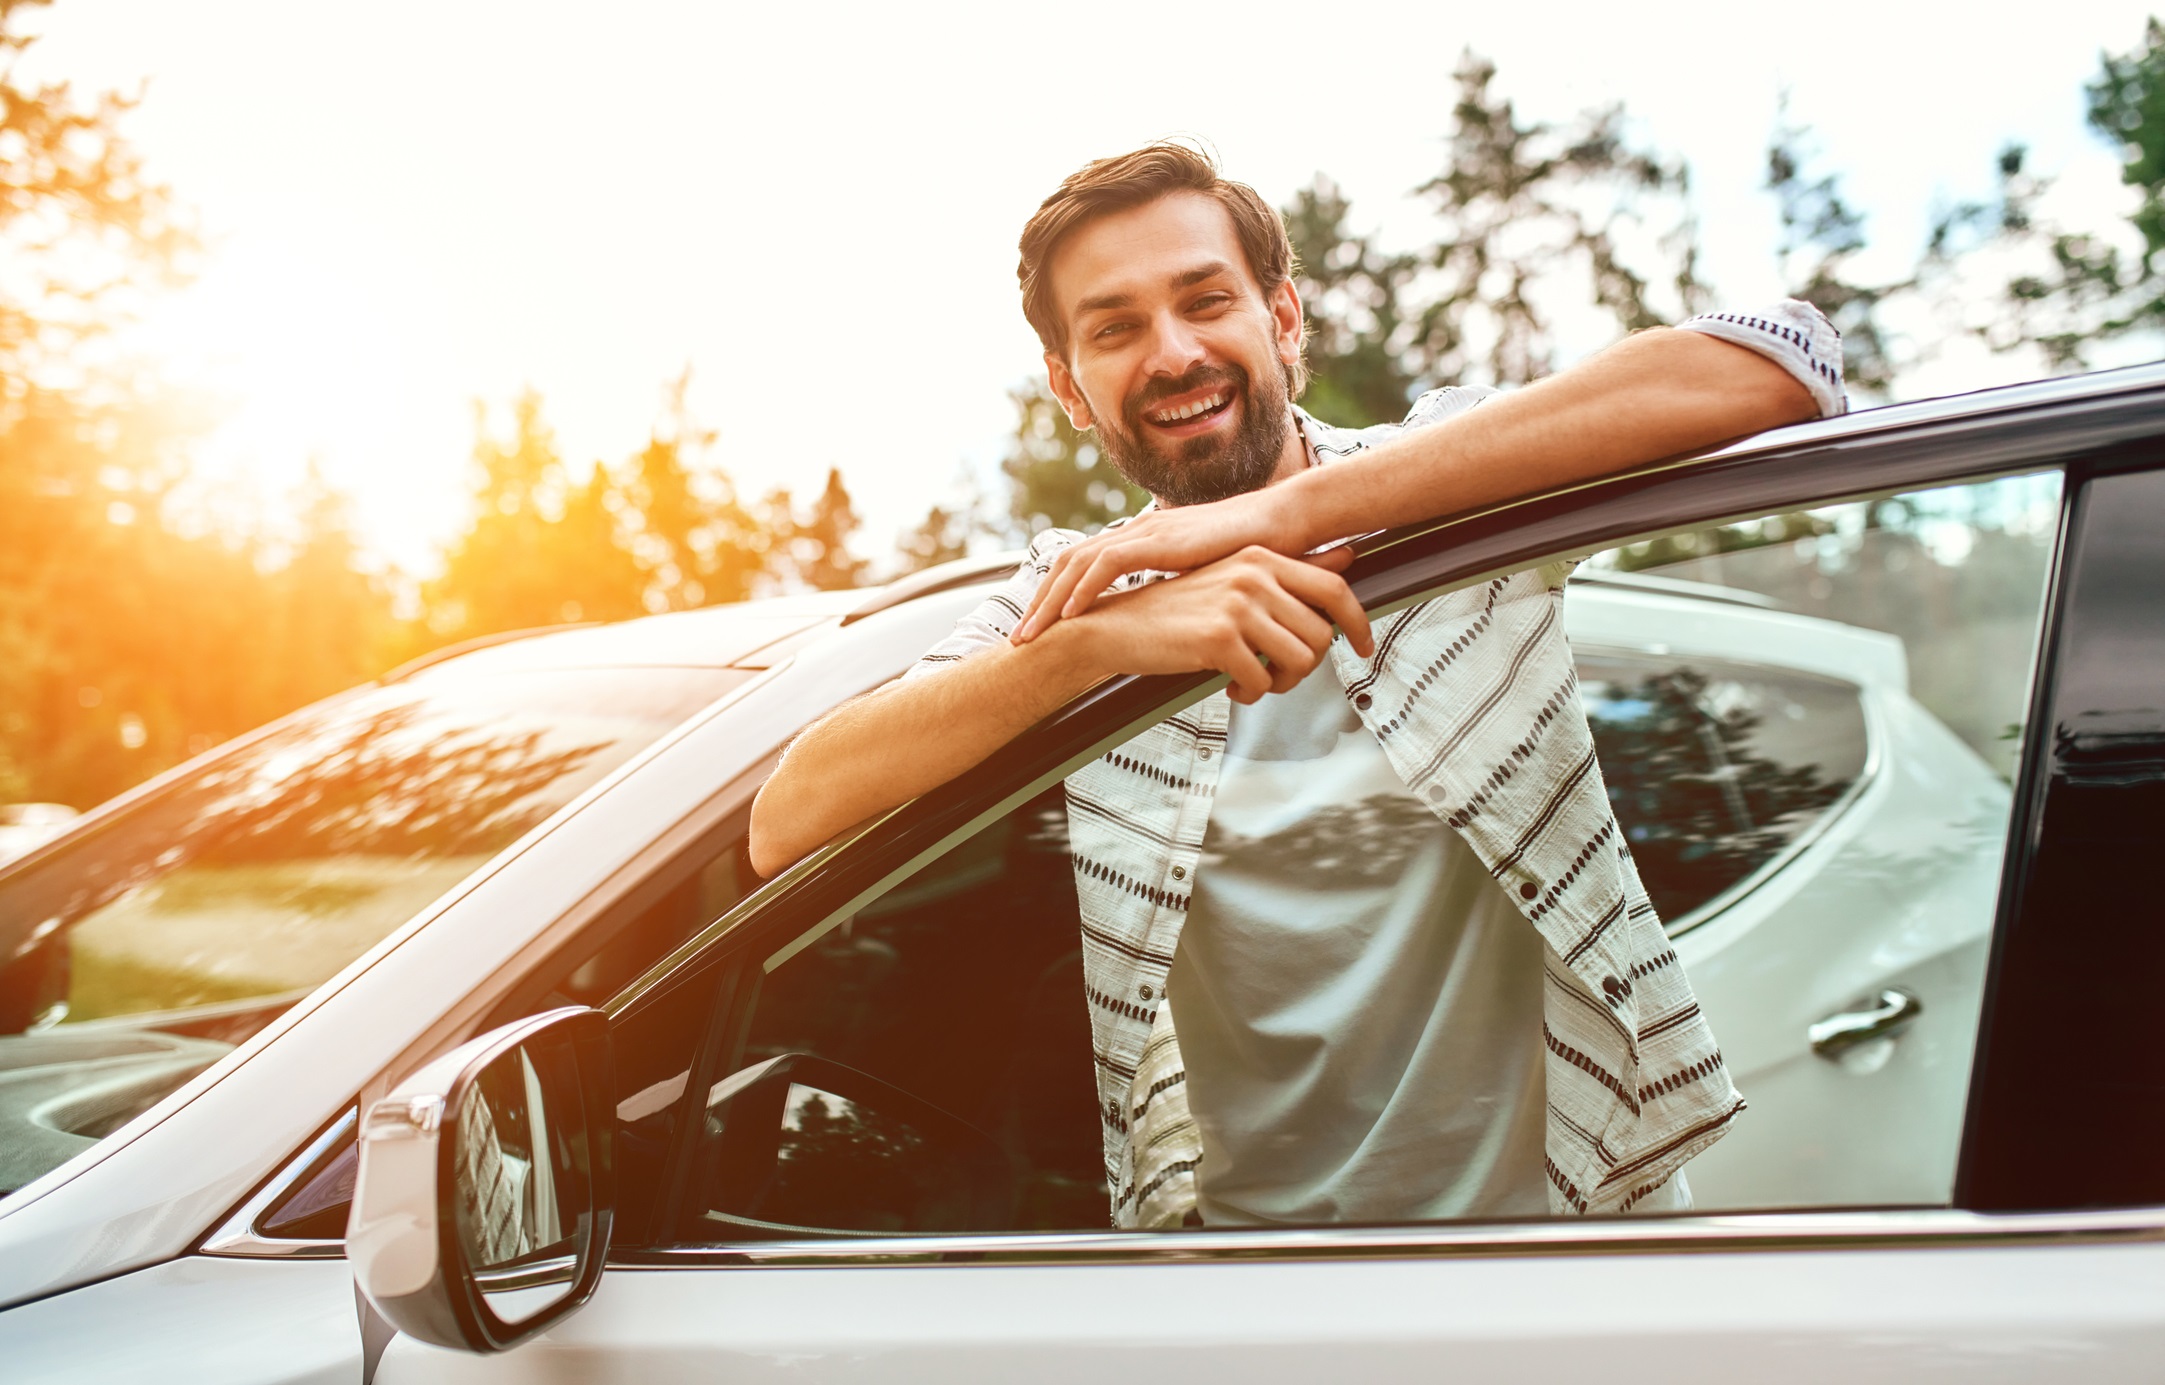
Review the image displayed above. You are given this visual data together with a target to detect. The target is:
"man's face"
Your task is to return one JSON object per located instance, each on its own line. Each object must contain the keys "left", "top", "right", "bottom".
{"left": 1044, "top": 192, "right": 1305, "bottom": 508}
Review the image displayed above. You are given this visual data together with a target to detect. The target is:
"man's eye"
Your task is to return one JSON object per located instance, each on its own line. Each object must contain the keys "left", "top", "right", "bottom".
{"left": 1192, "top": 293, "right": 1232, "bottom": 312}
{"left": 1095, "top": 322, "right": 1133, "bottom": 341}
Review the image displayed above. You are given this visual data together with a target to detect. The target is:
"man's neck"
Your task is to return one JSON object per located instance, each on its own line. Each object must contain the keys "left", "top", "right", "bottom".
{"left": 1266, "top": 407, "right": 1315, "bottom": 487}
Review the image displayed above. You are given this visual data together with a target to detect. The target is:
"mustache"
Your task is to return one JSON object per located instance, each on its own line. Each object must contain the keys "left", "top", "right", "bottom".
{"left": 1124, "top": 363, "right": 1247, "bottom": 424}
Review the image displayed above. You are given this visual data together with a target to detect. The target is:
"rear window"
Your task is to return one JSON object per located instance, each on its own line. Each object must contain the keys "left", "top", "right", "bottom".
{"left": 1577, "top": 652, "right": 1868, "bottom": 925}
{"left": 0, "top": 664, "right": 747, "bottom": 1198}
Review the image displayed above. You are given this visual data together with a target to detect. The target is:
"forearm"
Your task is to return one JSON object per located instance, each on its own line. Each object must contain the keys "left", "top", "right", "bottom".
{"left": 1278, "top": 329, "right": 1821, "bottom": 547}
{"left": 748, "top": 622, "right": 1107, "bottom": 877}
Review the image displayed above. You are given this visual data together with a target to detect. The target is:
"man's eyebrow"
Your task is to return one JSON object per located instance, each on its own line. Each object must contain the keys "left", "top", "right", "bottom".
{"left": 1074, "top": 262, "right": 1241, "bottom": 316}
{"left": 1172, "top": 261, "right": 1237, "bottom": 290}
{"left": 1076, "top": 290, "right": 1133, "bottom": 315}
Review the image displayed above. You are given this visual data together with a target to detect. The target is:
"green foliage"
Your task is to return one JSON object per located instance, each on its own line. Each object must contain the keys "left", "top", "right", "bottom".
{"left": 776, "top": 468, "right": 870, "bottom": 592}
{"left": 2092, "top": 19, "right": 2165, "bottom": 268}
{"left": 998, "top": 383, "right": 1145, "bottom": 537}
{"left": 426, "top": 378, "right": 875, "bottom": 646}
{"left": 1291, "top": 54, "right": 1710, "bottom": 426}
{"left": 620, "top": 370, "right": 772, "bottom": 608}
{"left": 894, "top": 503, "right": 975, "bottom": 574}
{"left": 425, "top": 393, "right": 649, "bottom": 642}
{"left": 1410, "top": 54, "right": 1707, "bottom": 388}
{"left": 0, "top": 0, "right": 193, "bottom": 388}
{"left": 1763, "top": 109, "right": 1911, "bottom": 397}
{"left": 0, "top": 1, "right": 391, "bottom": 809}
{"left": 1284, "top": 176, "right": 1423, "bottom": 428}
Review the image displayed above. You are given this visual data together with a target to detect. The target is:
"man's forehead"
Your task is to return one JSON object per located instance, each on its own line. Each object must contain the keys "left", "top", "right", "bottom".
{"left": 1051, "top": 192, "right": 1256, "bottom": 318}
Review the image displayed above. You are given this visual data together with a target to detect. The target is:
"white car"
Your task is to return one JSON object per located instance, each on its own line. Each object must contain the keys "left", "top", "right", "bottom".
{"left": 1, "top": 368, "right": 2161, "bottom": 1381}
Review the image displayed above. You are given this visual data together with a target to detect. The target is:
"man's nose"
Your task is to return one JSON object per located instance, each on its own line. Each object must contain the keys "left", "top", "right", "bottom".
{"left": 1140, "top": 311, "right": 1208, "bottom": 381}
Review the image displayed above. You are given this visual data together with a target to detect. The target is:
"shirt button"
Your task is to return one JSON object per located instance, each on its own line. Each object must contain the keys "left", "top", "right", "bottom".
{"left": 1520, "top": 881, "right": 1540, "bottom": 900}
{"left": 1171, "top": 865, "right": 1186, "bottom": 880}
{"left": 1199, "top": 748, "right": 1213, "bottom": 761}
{"left": 1139, "top": 984, "right": 1155, "bottom": 1000}
{"left": 1354, "top": 693, "right": 1373, "bottom": 711}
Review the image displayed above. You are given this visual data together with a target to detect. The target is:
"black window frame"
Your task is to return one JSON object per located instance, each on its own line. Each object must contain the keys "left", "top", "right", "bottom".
{"left": 1957, "top": 449, "right": 2165, "bottom": 1212}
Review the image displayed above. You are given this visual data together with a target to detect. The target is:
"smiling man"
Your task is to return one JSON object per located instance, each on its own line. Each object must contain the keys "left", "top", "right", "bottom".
{"left": 751, "top": 143, "right": 1845, "bottom": 1228}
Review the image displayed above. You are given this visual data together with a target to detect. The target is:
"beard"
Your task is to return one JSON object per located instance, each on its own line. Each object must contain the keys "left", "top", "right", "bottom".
{"left": 1091, "top": 359, "right": 1292, "bottom": 508}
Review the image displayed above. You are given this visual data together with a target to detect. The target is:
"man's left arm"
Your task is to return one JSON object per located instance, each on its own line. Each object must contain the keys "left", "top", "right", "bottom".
{"left": 1015, "top": 300, "right": 1843, "bottom": 643}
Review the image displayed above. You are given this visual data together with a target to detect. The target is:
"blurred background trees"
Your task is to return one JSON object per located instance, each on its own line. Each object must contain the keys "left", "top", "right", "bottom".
{"left": 7, "top": 0, "right": 2165, "bottom": 811}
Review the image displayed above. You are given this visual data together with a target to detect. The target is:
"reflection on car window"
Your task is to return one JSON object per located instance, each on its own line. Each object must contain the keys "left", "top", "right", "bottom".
{"left": 1578, "top": 654, "right": 1866, "bottom": 923}
{"left": 0, "top": 664, "right": 745, "bottom": 1200}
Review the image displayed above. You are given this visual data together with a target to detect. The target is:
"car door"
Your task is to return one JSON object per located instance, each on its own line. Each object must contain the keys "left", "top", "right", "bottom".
{"left": 375, "top": 419, "right": 2165, "bottom": 1382}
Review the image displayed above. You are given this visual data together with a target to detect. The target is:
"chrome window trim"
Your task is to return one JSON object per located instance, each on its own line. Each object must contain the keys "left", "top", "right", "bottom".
{"left": 612, "top": 1203, "right": 2165, "bottom": 1270}
{"left": 197, "top": 1107, "right": 355, "bottom": 1260}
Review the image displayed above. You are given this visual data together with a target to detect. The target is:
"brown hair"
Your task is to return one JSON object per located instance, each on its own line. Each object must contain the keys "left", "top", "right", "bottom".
{"left": 1018, "top": 141, "right": 1306, "bottom": 395}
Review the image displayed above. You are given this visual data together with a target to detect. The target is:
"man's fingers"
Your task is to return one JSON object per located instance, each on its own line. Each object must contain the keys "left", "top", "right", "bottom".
{"left": 1245, "top": 619, "right": 1319, "bottom": 695}
{"left": 1304, "top": 544, "right": 1357, "bottom": 573}
{"left": 1061, "top": 539, "right": 1156, "bottom": 619}
{"left": 1215, "top": 636, "right": 1274, "bottom": 704}
{"left": 1016, "top": 546, "right": 1087, "bottom": 643}
{"left": 1275, "top": 558, "right": 1375, "bottom": 658}
{"left": 1262, "top": 591, "right": 1337, "bottom": 661}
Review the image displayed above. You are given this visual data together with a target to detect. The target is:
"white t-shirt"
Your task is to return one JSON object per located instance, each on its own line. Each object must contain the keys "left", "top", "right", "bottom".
{"left": 1166, "top": 669, "right": 1551, "bottom": 1226}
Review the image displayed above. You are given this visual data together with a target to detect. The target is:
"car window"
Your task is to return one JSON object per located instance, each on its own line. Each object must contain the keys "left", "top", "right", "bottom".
{"left": 684, "top": 783, "right": 1103, "bottom": 1238}
{"left": 665, "top": 469, "right": 2063, "bottom": 1239}
{"left": 1577, "top": 652, "right": 1868, "bottom": 925}
{"left": 0, "top": 664, "right": 748, "bottom": 1201}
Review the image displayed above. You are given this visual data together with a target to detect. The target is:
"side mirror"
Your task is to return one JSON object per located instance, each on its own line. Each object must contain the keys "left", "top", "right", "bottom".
{"left": 348, "top": 1006, "right": 613, "bottom": 1353}
{"left": 699, "top": 1052, "right": 1015, "bottom": 1237}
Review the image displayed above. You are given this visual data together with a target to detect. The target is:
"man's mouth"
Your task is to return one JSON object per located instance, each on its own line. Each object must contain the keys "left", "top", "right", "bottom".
{"left": 1143, "top": 388, "right": 1235, "bottom": 432}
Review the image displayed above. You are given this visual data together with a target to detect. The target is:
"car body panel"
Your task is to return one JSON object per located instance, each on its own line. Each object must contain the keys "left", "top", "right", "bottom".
{"left": 0, "top": 1254, "right": 360, "bottom": 1383}
{"left": 371, "top": 1242, "right": 2165, "bottom": 1383}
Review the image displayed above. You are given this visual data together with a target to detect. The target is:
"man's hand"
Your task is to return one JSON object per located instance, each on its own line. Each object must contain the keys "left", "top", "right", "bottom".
{"left": 1067, "top": 543, "right": 1373, "bottom": 705}
{"left": 749, "top": 541, "right": 1377, "bottom": 876}
{"left": 1014, "top": 484, "right": 1320, "bottom": 645}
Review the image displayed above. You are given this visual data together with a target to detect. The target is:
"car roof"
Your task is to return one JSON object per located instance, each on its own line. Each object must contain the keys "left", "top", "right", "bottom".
{"left": 386, "top": 552, "right": 1027, "bottom": 682}
{"left": 390, "top": 590, "right": 865, "bottom": 679}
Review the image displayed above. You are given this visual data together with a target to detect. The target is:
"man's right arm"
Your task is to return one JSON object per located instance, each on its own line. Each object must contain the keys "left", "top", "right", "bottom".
{"left": 747, "top": 620, "right": 1108, "bottom": 878}
{"left": 747, "top": 544, "right": 1371, "bottom": 878}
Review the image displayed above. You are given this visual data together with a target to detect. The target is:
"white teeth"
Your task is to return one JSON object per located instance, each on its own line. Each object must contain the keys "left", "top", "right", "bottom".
{"left": 1154, "top": 391, "right": 1227, "bottom": 424}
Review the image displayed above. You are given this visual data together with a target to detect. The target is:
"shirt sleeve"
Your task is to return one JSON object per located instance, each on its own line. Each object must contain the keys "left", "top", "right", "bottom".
{"left": 1676, "top": 299, "right": 1847, "bottom": 419}
{"left": 899, "top": 527, "right": 1076, "bottom": 681}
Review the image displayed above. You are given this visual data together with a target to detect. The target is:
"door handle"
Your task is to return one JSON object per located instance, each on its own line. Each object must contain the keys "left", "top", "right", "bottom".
{"left": 1808, "top": 988, "right": 1923, "bottom": 1059}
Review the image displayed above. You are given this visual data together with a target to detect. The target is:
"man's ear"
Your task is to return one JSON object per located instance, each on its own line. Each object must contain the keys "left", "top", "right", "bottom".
{"left": 1045, "top": 353, "right": 1094, "bottom": 431}
{"left": 1268, "top": 279, "right": 1304, "bottom": 377}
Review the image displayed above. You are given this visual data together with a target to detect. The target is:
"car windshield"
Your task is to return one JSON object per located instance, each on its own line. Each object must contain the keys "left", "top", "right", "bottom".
{"left": 0, "top": 662, "right": 749, "bottom": 1199}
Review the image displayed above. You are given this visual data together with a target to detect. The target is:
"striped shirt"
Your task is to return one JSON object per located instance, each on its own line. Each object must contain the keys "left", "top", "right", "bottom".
{"left": 908, "top": 299, "right": 1845, "bottom": 1226}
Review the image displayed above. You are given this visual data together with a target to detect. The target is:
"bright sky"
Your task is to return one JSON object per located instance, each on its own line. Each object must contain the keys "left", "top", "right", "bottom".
{"left": 24, "top": 0, "right": 2157, "bottom": 574}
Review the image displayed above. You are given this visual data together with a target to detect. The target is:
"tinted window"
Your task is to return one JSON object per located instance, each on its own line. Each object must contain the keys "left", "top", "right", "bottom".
{"left": 0, "top": 664, "right": 745, "bottom": 1199}
{"left": 1578, "top": 653, "right": 1866, "bottom": 923}
{"left": 688, "top": 784, "right": 1104, "bottom": 1237}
